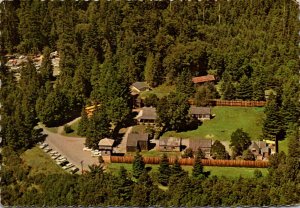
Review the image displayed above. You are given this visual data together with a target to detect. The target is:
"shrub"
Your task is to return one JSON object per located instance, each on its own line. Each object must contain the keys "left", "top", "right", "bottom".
{"left": 64, "top": 124, "right": 73, "bottom": 134}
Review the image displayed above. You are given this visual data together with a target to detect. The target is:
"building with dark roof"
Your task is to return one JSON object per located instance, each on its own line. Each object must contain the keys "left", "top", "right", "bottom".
{"left": 188, "top": 139, "right": 212, "bottom": 158}
{"left": 98, "top": 138, "right": 115, "bottom": 156}
{"left": 159, "top": 137, "right": 182, "bottom": 152}
{"left": 135, "top": 107, "right": 157, "bottom": 124}
{"left": 189, "top": 106, "right": 212, "bottom": 120}
{"left": 249, "top": 141, "right": 260, "bottom": 156}
{"left": 131, "top": 82, "right": 151, "bottom": 95}
{"left": 126, "top": 133, "right": 149, "bottom": 152}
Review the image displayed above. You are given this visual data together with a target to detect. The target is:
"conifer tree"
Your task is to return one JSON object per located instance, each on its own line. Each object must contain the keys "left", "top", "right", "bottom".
{"left": 85, "top": 107, "right": 111, "bottom": 149}
{"left": 252, "top": 75, "right": 266, "bottom": 101}
{"left": 40, "top": 46, "right": 54, "bottom": 82}
{"left": 132, "top": 151, "right": 145, "bottom": 179}
{"left": 171, "top": 157, "right": 186, "bottom": 177}
{"left": 211, "top": 140, "right": 230, "bottom": 159}
{"left": 117, "top": 166, "right": 133, "bottom": 203}
{"left": 77, "top": 109, "right": 89, "bottom": 137}
{"left": 236, "top": 75, "right": 253, "bottom": 100}
{"left": 144, "top": 52, "right": 157, "bottom": 87}
{"left": 158, "top": 153, "right": 171, "bottom": 186}
{"left": 192, "top": 149, "right": 205, "bottom": 178}
{"left": 287, "top": 125, "right": 300, "bottom": 158}
{"left": 176, "top": 69, "right": 195, "bottom": 97}
{"left": 262, "top": 94, "right": 285, "bottom": 145}
{"left": 230, "top": 128, "right": 251, "bottom": 158}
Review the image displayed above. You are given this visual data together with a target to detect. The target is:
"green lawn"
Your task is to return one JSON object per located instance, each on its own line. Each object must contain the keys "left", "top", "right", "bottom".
{"left": 107, "top": 163, "right": 268, "bottom": 178}
{"left": 131, "top": 125, "right": 147, "bottom": 134}
{"left": 278, "top": 139, "right": 288, "bottom": 154}
{"left": 21, "top": 147, "right": 66, "bottom": 176}
{"left": 163, "top": 106, "right": 265, "bottom": 141}
{"left": 139, "top": 83, "right": 175, "bottom": 99}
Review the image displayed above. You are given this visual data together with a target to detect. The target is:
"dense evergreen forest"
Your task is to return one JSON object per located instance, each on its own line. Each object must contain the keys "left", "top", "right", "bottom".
{"left": 0, "top": 0, "right": 299, "bottom": 206}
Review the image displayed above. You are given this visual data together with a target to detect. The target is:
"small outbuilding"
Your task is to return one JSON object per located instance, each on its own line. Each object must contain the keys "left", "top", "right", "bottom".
{"left": 126, "top": 133, "right": 149, "bottom": 152}
{"left": 192, "top": 75, "right": 215, "bottom": 84}
{"left": 159, "top": 137, "right": 182, "bottom": 152}
{"left": 189, "top": 106, "right": 212, "bottom": 120}
{"left": 98, "top": 138, "right": 115, "bottom": 156}
{"left": 135, "top": 107, "right": 157, "bottom": 125}
{"left": 131, "top": 82, "right": 151, "bottom": 95}
{"left": 188, "top": 139, "right": 212, "bottom": 158}
{"left": 249, "top": 141, "right": 260, "bottom": 156}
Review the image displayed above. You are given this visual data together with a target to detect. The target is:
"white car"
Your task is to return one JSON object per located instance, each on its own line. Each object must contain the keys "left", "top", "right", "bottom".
{"left": 56, "top": 156, "right": 66, "bottom": 161}
{"left": 62, "top": 163, "right": 75, "bottom": 170}
{"left": 91, "top": 150, "right": 102, "bottom": 157}
{"left": 39, "top": 143, "right": 48, "bottom": 149}
{"left": 44, "top": 148, "right": 52, "bottom": 153}
{"left": 92, "top": 153, "right": 102, "bottom": 157}
{"left": 83, "top": 147, "right": 92, "bottom": 151}
{"left": 49, "top": 151, "right": 58, "bottom": 156}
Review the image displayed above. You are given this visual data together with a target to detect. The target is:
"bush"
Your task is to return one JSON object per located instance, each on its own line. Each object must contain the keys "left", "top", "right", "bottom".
{"left": 254, "top": 169, "right": 263, "bottom": 178}
{"left": 64, "top": 124, "right": 73, "bottom": 134}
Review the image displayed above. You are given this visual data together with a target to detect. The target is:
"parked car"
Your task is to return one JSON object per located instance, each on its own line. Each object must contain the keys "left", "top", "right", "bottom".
{"left": 39, "top": 143, "right": 48, "bottom": 149}
{"left": 83, "top": 147, "right": 92, "bottom": 151}
{"left": 57, "top": 160, "right": 68, "bottom": 166}
{"left": 56, "top": 156, "right": 66, "bottom": 161}
{"left": 51, "top": 154, "right": 61, "bottom": 160}
{"left": 49, "top": 151, "right": 58, "bottom": 156}
{"left": 62, "top": 163, "right": 75, "bottom": 170}
{"left": 70, "top": 167, "right": 79, "bottom": 174}
{"left": 44, "top": 148, "right": 52, "bottom": 153}
{"left": 91, "top": 149, "right": 101, "bottom": 157}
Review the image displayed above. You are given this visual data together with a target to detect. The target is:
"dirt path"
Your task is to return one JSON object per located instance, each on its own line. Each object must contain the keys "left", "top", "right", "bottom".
{"left": 114, "top": 126, "right": 132, "bottom": 154}
{"left": 39, "top": 123, "right": 98, "bottom": 171}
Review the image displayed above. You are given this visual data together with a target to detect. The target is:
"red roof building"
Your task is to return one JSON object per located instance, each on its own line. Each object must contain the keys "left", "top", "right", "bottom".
{"left": 192, "top": 75, "right": 215, "bottom": 84}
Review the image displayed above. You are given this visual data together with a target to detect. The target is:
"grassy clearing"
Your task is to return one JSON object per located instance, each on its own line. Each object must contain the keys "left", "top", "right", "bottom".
{"left": 278, "top": 139, "right": 288, "bottom": 154}
{"left": 107, "top": 163, "right": 268, "bottom": 178}
{"left": 163, "top": 106, "right": 265, "bottom": 141}
{"left": 139, "top": 83, "right": 175, "bottom": 99}
{"left": 21, "top": 147, "right": 66, "bottom": 176}
{"left": 131, "top": 125, "right": 147, "bottom": 133}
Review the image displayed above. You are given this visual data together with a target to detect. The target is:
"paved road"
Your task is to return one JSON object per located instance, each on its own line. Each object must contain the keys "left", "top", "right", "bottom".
{"left": 39, "top": 124, "right": 99, "bottom": 171}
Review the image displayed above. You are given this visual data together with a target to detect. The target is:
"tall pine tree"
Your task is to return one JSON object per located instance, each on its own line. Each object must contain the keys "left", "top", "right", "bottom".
{"left": 158, "top": 153, "right": 171, "bottom": 186}
{"left": 236, "top": 75, "right": 253, "bottom": 100}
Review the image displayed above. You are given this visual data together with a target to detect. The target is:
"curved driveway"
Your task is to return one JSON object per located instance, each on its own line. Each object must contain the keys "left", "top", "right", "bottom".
{"left": 39, "top": 124, "right": 99, "bottom": 171}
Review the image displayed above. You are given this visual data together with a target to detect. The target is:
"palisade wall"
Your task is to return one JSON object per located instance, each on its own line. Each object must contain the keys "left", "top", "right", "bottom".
{"left": 110, "top": 156, "right": 269, "bottom": 168}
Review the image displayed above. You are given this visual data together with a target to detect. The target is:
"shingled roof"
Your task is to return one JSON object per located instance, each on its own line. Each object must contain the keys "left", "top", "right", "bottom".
{"left": 159, "top": 137, "right": 181, "bottom": 147}
{"left": 188, "top": 139, "right": 212, "bottom": 151}
{"left": 131, "top": 82, "right": 150, "bottom": 91}
{"left": 189, "top": 106, "right": 211, "bottom": 115}
{"left": 135, "top": 107, "right": 157, "bottom": 120}
{"left": 192, "top": 75, "right": 215, "bottom": 84}
{"left": 126, "top": 133, "right": 149, "bottom": 147}
{"left": 98, "top": 138, "right": 115, "bottom": 147}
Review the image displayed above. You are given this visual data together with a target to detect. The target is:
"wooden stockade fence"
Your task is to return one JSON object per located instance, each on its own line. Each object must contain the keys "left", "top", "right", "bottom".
{"left": 209, "top": 99, "right": 266, "bottom": 107}
{"left": 188, "top": 99, "right": 266, "bottom": 107}
{"left": 110, "top": 156, "right": 269, "bottom": 168}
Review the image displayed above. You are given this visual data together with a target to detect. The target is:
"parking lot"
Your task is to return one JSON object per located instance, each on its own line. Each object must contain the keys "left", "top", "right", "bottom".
{"left": 40, "top": 125, "right": 99, "bottom": 172}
